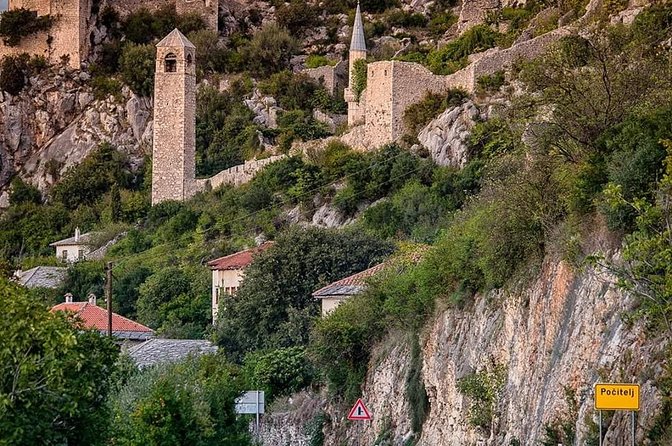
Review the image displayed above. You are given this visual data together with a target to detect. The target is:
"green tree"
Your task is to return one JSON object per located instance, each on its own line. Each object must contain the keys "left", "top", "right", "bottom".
{"left": 214, "top": 227, "right": 394, "bottom": 359}
{"left": 119, "top": 43, "right": 156, "bottom": 97}
{"left": 244, "top": 24, "right": 299, "bottom": 78}
{"left": 109, "top": 354, "right": 251, "bottom": 446}
{"left": 9, "top": 177, "right": 41, "bottom": 205}
{"left": 0, "top": 54, "right": 29, "bottom": 95}
{"left": 0, "top": 8, "right": 54, "bottom": 46}
{"left": 0, "top": 279, "right": 119, "bottom": 446}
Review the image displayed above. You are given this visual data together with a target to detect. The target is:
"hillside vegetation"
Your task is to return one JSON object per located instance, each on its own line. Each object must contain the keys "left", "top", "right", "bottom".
{"left": 1, "top": 1, "right": 672, "bottom": 444}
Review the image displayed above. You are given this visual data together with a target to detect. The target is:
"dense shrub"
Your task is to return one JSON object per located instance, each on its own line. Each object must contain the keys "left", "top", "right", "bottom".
{"left": 402, "top": 89, "right": 467, "bottom": 135}
{"left": 276, "top": 0, "right": 318, "bottom": 35}
{"left": 109, "top": 354, "right": 251, "bottom": 446}
{"left": 122, "top": 6, "right": 205, "bottom": 45}
{"left": 119, "top": 43, "right": 156, "bottom": 97}
{"left": 9, "top": 177, "right": 41, "bottom": 205}
{"left": 214, "top": 227, "right": 393, "bottom": 359}
{"left": 0, "top": 8, "right": 54, "bottom": 46}
{"left": 352, "top": 59, "right": 367, "bottom": 100}
{"left": 51, "top": 143, "right": 135, "bottom": 210}
{"left": 305, "top": 54, "right": 337, "bottom": 68}
{"left": 427, "top": 25, "right": 499, "bottom": 74}
{"left": 243, "top": 347, "right": 313, "bottom": 401}
{"left": 0, "top": 54, "right": 29, "bottom": 95}
{"left": 244, "top": 24, "right": 299, "bottom": 78}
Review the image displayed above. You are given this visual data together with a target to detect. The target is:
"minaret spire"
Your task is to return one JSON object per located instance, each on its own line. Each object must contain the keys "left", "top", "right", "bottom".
{"left": 350, "top": 2, "right": 366, "bottom": 52}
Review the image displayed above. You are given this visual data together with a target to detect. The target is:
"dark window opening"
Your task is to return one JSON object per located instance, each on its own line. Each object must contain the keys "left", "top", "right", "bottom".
{"left": 186, "top": 53, "right": 193, "bottom": 67}
{"left": 164, "top": 53, "right": 177, "bottom": 72}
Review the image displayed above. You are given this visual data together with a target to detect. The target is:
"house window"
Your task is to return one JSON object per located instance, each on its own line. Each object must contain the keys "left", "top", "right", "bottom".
{"left": 164, "top": 53, "right": 177, "bottom": 72}
{"left": 78, "top": 249, "right": 84, "bottom": 260}
{"left": 215, "top": 287, "right": 220, "bottom": 305}
{"left": 61, "top": 250, "right": 68, "bottom": 261}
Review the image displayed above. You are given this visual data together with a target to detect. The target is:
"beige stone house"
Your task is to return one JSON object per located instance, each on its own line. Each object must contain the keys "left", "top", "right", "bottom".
{"left": 49, "top": 227, "right": 94, "bottom": 262}
{"left": 312, "top": 263, "right": 386, "bottom": 316}
{"left": 206, "top": 242, "right": 273, "bottom": 323}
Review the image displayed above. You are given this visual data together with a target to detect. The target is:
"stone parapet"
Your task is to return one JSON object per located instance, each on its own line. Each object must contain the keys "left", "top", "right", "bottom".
{"left": 303, "top": 60, "right": 348, "bottom": 96}
{"left": 197, "top": 155, "right": 286, "bottom": 191}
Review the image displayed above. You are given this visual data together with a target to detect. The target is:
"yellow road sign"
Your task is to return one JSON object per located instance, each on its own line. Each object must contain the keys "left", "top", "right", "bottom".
{"left": 594, "top": 383, "right": 640, "bottom": 411}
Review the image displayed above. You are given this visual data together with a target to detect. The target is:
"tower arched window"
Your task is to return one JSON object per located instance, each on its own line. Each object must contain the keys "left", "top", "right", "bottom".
{"left": 186, "top": 54, "right": 193, "bottom": 67}
{"left": 164, "top": 53, "right": 177, "bottom": 72}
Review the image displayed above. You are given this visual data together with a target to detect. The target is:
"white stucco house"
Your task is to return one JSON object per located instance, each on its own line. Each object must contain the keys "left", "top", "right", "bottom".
{"left": 206, "top": 241, "right": 273, "bottom": 323}
{"left": 49, "top": 228, "right": 95, "bottom": 263}
{"left": 312, "top": 263, "right": 386, "bottom": 316}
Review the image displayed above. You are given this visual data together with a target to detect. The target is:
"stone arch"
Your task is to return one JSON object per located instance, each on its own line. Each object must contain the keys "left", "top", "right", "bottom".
{"left": 164, "top": 53, "right": 177, "bottom": 72}
{"left": 186, "top": 53, "right": 193, "bottom": 67}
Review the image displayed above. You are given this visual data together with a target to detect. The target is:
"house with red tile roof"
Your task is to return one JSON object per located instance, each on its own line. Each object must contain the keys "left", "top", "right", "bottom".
{"left": 312, "top": 263, "right": 387, "bottom": 316}
{"left": 206, "top": 241, "right": 274, "bottom": 323}
{"left": 51, "top": 294, "right": 154, "bottom": 343}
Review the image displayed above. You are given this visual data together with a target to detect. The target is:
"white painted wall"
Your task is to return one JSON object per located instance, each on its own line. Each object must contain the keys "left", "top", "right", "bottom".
{"left": 211, "top": 269, "right": 244, "bottom": 323}
{"left": 55, "top": 244, "right": 90, "bottom": 263}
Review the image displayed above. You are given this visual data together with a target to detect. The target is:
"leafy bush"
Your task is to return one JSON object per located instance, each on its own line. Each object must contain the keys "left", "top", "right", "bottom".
{"left": 243, "top": 347, "right": 313, "bottom": 401}
{"left": 90, "top": 75, "right": 123, "bottom": 100}
{"left": 0, "top": 54, "right": 29, "bottom": 95}
{"left": 122, "top": 6, "right": 205, "bottom": 45}
{"left": 476, "top": 70, "right": 505, "bottom": 94}
{"left": 119, "top": 43, "right": 155, "bottom": 97}
{"left": 352, "top": 59, "right": 368, "bottom": 100}
{"left": 276, "top": 0, "right": 318, "bottom": 35}
{"left": 305, "top": 54, "right": 337, "bottom": 68}
{"left": 457, "top": 365, "right": 506, "bottom": 432}
{"left": 214, "top": 226, "right": 393, "bottom": 359}
{"left": 51, "top": 143, "right": 135, "bottom": 210}
{"left": 244, "top": 24, "right": 299, "bottom": 78}
{"left": 9, "top": 177, "right": 41, "bottom": 205}
{"left": 403, "top": 89, "right": 467, "bottom": 135}
{"left": 0, "top": 8, "right": 54, "bottom": 46}
{"left": 109, "top": 354, "right": 251, "bottom": 446}
{"left": 427, "top": 25, "right": 499, "bottom": 74}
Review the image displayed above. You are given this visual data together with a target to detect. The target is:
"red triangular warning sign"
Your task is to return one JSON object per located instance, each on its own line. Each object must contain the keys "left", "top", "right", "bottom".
{"left": 347, "top": 398, "right": 372, "bottom": 421}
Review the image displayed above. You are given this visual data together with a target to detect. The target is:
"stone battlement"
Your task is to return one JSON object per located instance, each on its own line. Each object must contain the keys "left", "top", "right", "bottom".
{"left": 196, "top": 155, "right": 286, "bottom": 191}
{"left": 345, "top": 27, "right": 571, "bottom": 149}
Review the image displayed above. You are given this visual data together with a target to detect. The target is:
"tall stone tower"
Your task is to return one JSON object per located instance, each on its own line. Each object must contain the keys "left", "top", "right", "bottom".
{"left": 344, "top": 2, "right": 367, "bottom": 126}
{"left": 152, "top": 29, "right": 197, "bottom": 206}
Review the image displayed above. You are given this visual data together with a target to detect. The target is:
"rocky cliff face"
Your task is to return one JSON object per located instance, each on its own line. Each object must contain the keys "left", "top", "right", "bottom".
{"left": 0, "top": 66, "right": 151, "bottom": 206}
{"left": 261, "top": 244, "right": 668, "bottom": 445}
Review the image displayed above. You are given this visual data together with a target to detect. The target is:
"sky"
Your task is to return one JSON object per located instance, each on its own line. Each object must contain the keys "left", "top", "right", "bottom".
{"left": 0, "top": 0, "right": 7, "bottom": 11}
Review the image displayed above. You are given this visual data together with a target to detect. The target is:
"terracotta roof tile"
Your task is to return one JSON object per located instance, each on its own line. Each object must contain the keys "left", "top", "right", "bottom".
{"left": 312, "top": 263, "right": 386, "bottom": 298}
{"left": 51, "top": 302, "right": 154, "bottom": 340}
{"left": 207, "top": 242, "right": 274, "bottom": 271}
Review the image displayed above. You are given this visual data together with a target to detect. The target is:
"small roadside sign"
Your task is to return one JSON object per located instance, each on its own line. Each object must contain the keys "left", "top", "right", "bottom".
{"left": 348, "top": 398, "right": 372, "bottom": 421}
{"left": 594, "top": 383, "right": 640, "bottom": 411}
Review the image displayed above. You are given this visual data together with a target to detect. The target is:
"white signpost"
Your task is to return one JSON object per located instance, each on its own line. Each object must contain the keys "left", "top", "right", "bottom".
{"left": 235, "top": 390, "right": 265, "bottom": 436}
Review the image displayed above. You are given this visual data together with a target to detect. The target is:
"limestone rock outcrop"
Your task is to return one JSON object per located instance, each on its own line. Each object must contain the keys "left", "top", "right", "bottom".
{"left": 0, "top": 68, "right": 151, "bottom": 197}
{"left": 418, "top": 101, "right": 480, "bottom": 168}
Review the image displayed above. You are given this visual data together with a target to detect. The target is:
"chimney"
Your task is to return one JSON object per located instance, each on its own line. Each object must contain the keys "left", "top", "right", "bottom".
{"left": 87, "top": 293, "right": 97, "bottom": 306}
{"left": 64, "top": 293, "right": 73, "bottom": 303}
{"left": 74, "top": 227, "right": 81, "bottom": 242}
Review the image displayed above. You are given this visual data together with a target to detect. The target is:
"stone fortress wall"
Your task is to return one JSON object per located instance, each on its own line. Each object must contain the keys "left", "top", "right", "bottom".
{"left": 0, "top": 0, "right": 218, "bottom": 69}
{"left": 195, "top": 155, "right": 285, "bottom": 191}
{"left": 0, "top": 0, "right": 91, "bottom": 69}
{"left": 303, "top": 60, "right": 348, "bottom": 97}
{"left": 347, "top": 26, "right": 572, "bottom": 149}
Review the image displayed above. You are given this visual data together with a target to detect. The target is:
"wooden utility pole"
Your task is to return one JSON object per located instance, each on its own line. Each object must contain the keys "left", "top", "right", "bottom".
{"left": 105, "top": 261, "right": 113, "bottom": 337}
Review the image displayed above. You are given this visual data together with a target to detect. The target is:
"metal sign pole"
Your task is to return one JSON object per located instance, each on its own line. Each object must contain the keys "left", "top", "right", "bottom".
{"left": 631, "top": 411, "right": 635, "bottom": 446}
{"left": 256, "top": 391, "right": 260, "bottom": 439}
{"left": 599, "top": 410, "right": 602, "bottom": 446}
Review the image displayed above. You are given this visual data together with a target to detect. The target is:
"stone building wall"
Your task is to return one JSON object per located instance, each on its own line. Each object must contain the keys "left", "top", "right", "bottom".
{"left": 346, "top": 28, "right": 571, "bottom": 150}
{"left": 0, "top": 0, "right": 89, "bottom": 68}
{"left": 151, "top": 32, "right": 197, "bottom": 205}
{"left": 196, "top": 155, "right": 285, "bottom": 191}
{"left": 303, "top": 60, "right": 348, "bottom": 96}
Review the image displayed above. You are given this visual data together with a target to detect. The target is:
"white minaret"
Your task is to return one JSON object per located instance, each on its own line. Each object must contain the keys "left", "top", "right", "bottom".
{"left": 344, "top": 2, "right": 367, "bottom": 126}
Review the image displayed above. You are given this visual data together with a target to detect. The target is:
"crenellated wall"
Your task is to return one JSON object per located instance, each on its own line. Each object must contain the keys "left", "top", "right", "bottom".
{"left": 345, "top": 28, "right": 570, "bottom": 150}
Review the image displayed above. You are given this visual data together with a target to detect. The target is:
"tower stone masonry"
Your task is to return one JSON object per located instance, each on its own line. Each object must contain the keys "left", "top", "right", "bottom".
{"left": 152, "top": 28, "right": 197, "bottom": 205}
